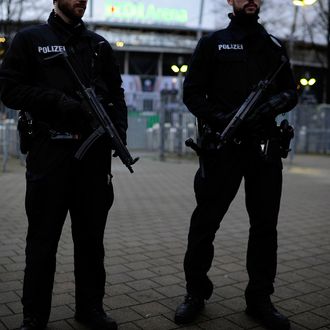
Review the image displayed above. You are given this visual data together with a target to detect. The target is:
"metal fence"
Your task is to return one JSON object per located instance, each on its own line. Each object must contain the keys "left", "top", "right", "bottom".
{"left": 0, "top": 117, "right": 22, "bottom": 172}
{"left": 1, "top": 103, "right": 330, "bottom": 172}
{"left": 291, "top": 103, "right": 330, "bottom": 154}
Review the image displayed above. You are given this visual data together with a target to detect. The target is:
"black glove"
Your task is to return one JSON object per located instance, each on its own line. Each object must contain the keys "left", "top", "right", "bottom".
{"left": 56, "top": 95, "right": 87, "bottom": 132}
{"left": 257, "top": 92, "right": 292, "bottom": 116}
{"left": 209, "top": 109, "right": 237, "bottom": 131}
{"left": 244, "top": 92, "right": 292, "bottom": 132}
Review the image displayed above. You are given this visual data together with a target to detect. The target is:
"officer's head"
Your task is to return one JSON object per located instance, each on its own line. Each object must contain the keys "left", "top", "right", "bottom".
{"left": 53, "top": 0, "right": 88, "bottom": 23}
{"left": 227, "top": 0, "right": 261, "bottom": 16}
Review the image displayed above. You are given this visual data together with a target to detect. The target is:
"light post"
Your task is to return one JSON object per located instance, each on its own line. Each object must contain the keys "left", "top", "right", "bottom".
{"left": 327, "top": 0, "right": 330, "bottom": 103}
{"left": 197, "top": 0, "right": 205, "bottom": 40}
{"left": 299, "top": 74, "right": 318, "bottom": 102}
{"left": 159, "top": 61, "right": 188, "bottom": 160}
{"left": 289, "top": 0, "right": 319, "bottom": 161}
{"left": 291, "top": 0, "right": 329, "bottom": 103}
{"left": 290, "top": 0, "right": 319, "bottom": 57}
{"left": 171, "top": 58, "right": 188, "bottom": 156}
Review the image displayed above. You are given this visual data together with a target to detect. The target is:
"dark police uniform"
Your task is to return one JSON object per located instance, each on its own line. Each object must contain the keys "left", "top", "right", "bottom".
{"left": 0, "top": 11, "right": 127, "bottom": 327}
{"left": 182, "top": 14, "right": 297, "bottom": 304}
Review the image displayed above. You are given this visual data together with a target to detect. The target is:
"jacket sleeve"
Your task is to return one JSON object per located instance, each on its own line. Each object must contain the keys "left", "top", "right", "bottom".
{"left": 183, "top": 37, "right": 215, "bottom": 120}
{"left": 183, "top": 36, "right": 232, "bottom": 128}
{"left": 0, "top": 31, "right": 63, "bottom": 114}
{"left": 98, "top": 41, "right": 128, "bottom": 144}
{"left": 271, "top": 40, "right": 298, "bottom": 115}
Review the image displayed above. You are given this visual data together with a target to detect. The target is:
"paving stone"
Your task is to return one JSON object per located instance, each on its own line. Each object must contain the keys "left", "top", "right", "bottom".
{"left": 126, "top": 279, "right": 159, "bottom": 291}
{"left": 151, "top": 275, "right": 182, "bottom": 286}
{"left": 106, "top": 283, "right": 136, "bottom": 296}
{"left": 214, "top": 285, "right": 243, "bottom": 299}
{"left": 128, "top": 289, "right": 166, "bottom": 304}
{"left": 108, "top": 307, "right": 142, "bottom": 323}
{"left": 1, "top": 154, "right": 330, "bottom": 330}
{"left": 104, "top": 294, "right": 139, "bottom": 309}
{"left": 0, "top": 291, "right": 20, "bottom": 304}
{"left": 47, "top": 320, "right": 74, "bottom": 329}
{"left": 154, "top": 285, "right": 186, "bottom": 298}
{"left": 131, "top": 301, "right": 171, "bottom": 318}
{"left": 0, "top": 303, "right": 12, "bottom": 317}
{"left": 312, "top": 305, "right": 330, "bottom": 320}
{"left": 277, "top": 298, "right": 314, "bottom": 314}
{"left": 297, "top": 292, "right": 330, "bottom": 308}
{"left": 49, "top": 305, "right": 74, "bottom": 322}
{"left": 134, "top": 315, "right": 177, "bottom": 330}
{"left": 290, "top": 311, "right": 330, "bottom": 329}
{"left": 199, "top": 317, "right": 244, "bottom": 329}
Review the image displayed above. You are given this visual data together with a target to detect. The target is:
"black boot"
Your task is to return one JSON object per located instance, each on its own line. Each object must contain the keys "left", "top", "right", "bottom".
{"left": 174, "top": 294, "right": 205, "bottom": 324}
{"left": 20, "top": 315, "right": 46, "bottom": 330}
{"left": 75, "top": 308, "right": 118, "bottom": 330}
{"left": 245, "top": 302, "right": 290, "bottom": 330}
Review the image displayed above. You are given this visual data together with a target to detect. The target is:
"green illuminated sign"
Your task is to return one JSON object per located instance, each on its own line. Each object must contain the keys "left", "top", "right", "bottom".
{"left": 105, "top": 1, "right": 188, "bottom": 25}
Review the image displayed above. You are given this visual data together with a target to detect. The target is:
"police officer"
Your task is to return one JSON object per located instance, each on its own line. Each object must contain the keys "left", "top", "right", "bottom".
{"left": 0, "top": 1, "right": 127, "bottom": 329}
{"left": 174, "top": 1, "right": 297, "bottom": 329}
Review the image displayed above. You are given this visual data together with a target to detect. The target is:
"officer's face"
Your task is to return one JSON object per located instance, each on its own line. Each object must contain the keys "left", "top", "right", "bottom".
{"left": 55, "top": 0, "right": 88, "bottom": 21}
{"left": 227, "top": 0, "right": 261, "bottom": 15}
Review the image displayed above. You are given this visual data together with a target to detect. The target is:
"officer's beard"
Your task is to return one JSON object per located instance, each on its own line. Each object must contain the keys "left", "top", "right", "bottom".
{"left": 57, "top": 2, "right": 84, "bottom": 24}
{"left": 233, "top": 4, "right": 260, "bottom": 22}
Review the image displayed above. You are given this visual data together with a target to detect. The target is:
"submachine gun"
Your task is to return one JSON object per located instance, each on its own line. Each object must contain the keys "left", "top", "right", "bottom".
{"left": 46, "top": 51, "right": 139, "bottom": 173}
{"left": 186, "top": 56, "right": 294, "bottom": 157}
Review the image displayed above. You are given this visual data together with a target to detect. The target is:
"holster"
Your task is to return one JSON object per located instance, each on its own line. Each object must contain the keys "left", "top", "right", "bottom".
{"left": 278, "top": 119, "right": 294, "bottom": 158}
{"left": 17, "top": 111, "right": 34, "bottom": 154}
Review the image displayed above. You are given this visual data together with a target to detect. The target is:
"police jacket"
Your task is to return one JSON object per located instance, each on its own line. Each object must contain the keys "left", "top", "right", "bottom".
{"left": 0, "top": 11, "right": 127, "bottom": 169}
{"left": 183, "top": 14, "right": 297, "bottom": 138}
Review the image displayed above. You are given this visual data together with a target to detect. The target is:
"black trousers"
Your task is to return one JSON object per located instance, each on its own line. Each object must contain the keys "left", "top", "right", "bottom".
{"left": 184, "top": 141, "right": 282, "bottom": 303}
{"left": 22, "top": 148, "right": 114, "bottom": 324}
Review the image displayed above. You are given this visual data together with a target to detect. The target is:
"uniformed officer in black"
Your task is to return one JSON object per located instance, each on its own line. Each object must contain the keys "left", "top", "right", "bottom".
{"left": 175, "top": 1, "right": 297, "bottom": 329}
{"left": 0, "top": 0, "right": 127, "bottom": 329}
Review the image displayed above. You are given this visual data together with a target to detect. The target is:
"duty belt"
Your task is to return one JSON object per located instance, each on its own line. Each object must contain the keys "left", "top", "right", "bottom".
{"left": 49, "top": 129, "right": 81, "bottom": 140}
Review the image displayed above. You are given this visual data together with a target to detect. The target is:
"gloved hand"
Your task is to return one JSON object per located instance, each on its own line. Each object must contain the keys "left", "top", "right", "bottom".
{"left": 56, "top": 95, "right": 87, "bottom": 132}
{"left": 257, "top": 92, "right": 291, "bottom": 117}
{"left": 209, "top": 109, "right": 237, "bottom": 130}
{"left": 244, "top": 92, "right": 292, "bottom": 132}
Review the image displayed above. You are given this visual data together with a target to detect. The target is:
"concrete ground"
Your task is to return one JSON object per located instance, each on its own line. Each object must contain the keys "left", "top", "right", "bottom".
{"left": 0, "top": 152, "right": 329, "bottom": 330}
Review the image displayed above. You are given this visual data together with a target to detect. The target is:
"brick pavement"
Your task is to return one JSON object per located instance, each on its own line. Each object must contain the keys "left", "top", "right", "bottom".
{"left": 0, "top": 153, "right": 329, "bottom": 330}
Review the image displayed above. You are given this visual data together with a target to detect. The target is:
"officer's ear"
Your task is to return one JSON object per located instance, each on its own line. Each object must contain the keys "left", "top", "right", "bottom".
{"left": 227, "top": 0, "right": 234, "bottom": 6}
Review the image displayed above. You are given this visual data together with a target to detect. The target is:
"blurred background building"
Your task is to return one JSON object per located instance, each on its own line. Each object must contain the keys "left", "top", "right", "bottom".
{"left": 0, "top": 0, "right": 329, "bottom": 169}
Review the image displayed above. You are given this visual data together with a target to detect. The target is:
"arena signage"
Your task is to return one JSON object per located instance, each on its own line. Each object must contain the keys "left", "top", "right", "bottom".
{"left": 104, "top": 0, "right": 189, "bottom": 25}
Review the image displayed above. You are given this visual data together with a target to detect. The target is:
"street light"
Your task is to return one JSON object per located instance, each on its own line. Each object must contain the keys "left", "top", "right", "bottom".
{"left": 293, "top": 0, "right": 317, "bottom": 5}
{"left": 171, "top": 64, "right": 188, "bottom": 74}
{"left": 170, "top": 59, "right": 188, "bottom": 156}
{"left": 290, "top": 0, "right": 320, "bottom": 81}
{"left": 292, "top": 0, "right": 329, "bottom": 102}
{"left": 300, "top": 77, "right": 317, "bottom": 86}
{"left": 290, "top": 0, "right": 319, "bottom": 54}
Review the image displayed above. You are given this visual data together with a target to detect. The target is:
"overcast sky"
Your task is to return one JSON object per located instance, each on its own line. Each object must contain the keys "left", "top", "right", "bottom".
{"left": 2, "top": 0, "right": 327, "bottom": 45}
